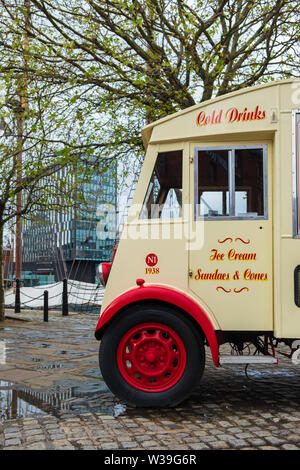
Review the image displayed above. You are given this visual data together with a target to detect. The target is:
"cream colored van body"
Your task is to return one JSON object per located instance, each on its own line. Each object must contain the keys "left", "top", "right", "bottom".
{"left": 95, "top": 79, "right": 300, "bottom": 407}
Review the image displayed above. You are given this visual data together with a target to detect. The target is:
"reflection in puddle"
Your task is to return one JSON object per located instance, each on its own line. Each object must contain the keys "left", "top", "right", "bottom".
{"left": 235, "top": 366, "right": 299, "bottom": 378}
{"left": 33, "top": 362, "right": 77, "bottom": 370}
{"left": 0, "top": 340, "right": 6, "bottom": 364}
{"left": 21, "top": 342, "right": 56, "bottom": 349}
{"left": 0, "top": 379, "right": 126, "bottom": 423}
{"left": 0, "top": 381, "right": 45, "bottom": 422}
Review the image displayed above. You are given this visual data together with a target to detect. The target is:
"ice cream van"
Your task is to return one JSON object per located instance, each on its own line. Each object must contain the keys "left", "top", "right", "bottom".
{"left": 95, "top": 79, "right": 300, "bottom": 407}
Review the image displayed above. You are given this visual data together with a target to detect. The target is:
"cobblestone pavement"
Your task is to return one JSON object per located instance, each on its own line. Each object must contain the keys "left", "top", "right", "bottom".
{"left": 1, "top": 310, "right": 300, "bottom": 450}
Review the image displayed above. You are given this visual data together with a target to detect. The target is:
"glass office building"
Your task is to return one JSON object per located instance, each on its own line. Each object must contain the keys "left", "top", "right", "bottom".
{"left": 22, "top": 164, "right": 117, "bottom": 285}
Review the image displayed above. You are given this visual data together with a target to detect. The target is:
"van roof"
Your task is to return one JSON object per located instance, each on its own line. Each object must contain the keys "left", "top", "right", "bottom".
{"left": 141, "top": 78, "right": 300, "bottom": 149}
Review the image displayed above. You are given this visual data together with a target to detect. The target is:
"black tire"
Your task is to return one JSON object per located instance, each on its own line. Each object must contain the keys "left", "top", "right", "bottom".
{"left": 99, "top": 303, "right": 205, "bottom": 407}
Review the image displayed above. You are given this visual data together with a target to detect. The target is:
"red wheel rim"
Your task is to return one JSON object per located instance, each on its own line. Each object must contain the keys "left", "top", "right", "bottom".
{"left": 117, "top": 323, "right": 187, "bottom": 392}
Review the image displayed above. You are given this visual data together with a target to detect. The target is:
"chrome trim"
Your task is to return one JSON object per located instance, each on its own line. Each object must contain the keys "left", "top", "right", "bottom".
{"left": 194, "top": 146, "right": 199, "bottom": 220}
{"left": 292, "top": 111, "right": 300, "bottom": 237}
{"left": 229, "top": 149, "right": 235, "bottom": 216}
{"left": 194, "top": 145, "right": 268, "bottom": 221}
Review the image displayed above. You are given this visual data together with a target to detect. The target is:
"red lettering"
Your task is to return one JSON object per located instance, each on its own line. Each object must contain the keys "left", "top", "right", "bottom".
{"left": 243, "top": 269, "right": 268, "bottom": 280}
{"left": 209, "top": 249, "right": 224, "bottom": 261}
{"left": 196, "top": 111, "right": 205, "bottom": 126}
{"left": 225, "top": 107, "right": 238, "bottom": 123}
{"left": 197, "top": 106, "right": 265, "bottom": 127}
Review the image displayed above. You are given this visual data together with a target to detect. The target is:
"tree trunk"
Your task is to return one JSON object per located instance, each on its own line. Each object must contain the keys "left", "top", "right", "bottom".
{"left": 0, "top": 223, "right": 5, "bottom": 321}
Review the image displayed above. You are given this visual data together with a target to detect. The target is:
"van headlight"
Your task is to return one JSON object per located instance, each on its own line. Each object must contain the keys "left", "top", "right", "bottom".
{"left": 96, "top": 263, "right": 111, "bottom": 286}
{"left": 96, "top": 264, "right": 105, "bottom": 286}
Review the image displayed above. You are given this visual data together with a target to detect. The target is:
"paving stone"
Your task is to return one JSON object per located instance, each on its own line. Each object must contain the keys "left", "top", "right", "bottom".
{"left": 226, "top": 438, "right": 248, "bottom": 449}
{"left": 45, "top": 424, "right": 60, "bottom": 430}
{"left": 218, "top": 421, "right": 232, "bottom": 428}
{"left": 51, "top": 439, "right": 72, "bottom": 447}
{"left": 265, "top": 436, "right": 285, "bottom": 445}
{"left": 121, "top": 442, "right": 137, "bottom": 449}
{"left": 194, "top": 431, "right": 209, "bottom": 437}
{"left": 24, "top": 429, "right": 43, "bottom": 437}
{"left": 4, "top": 427, "right": 20, "bottom": 433}
{"left": 197, "top": 436, "right": 217, "bottom": 443}
{"left": 247, "top": 438, "right": 266, "bottom": 446}
{"left": 210, "top": 440, "right": 230, "bottom": 449}
{"left": 141, "top": 440, "right": 160, "bottom": 447}
{"left": 101, "top": 443, "right": 119, "bottom": 449}
{"left": 26, "top": 435, "right": 46, "bottom": 444}
{"left": 189, "top": 443, "right": 210, "bottom": 450}
{"left": 253, "top": 430, "right": 272, "bottom": 437}
{"left": 4, "top": 446, "right": 23, "bottom": 450}
{"left": 48, "top": 434, "right": 67, "bottom": 440}
{"left": 238, "top": 432, "right": 254, "bottom": 439}
{"left": 55, "top": 446, "right": 76, "bottom": 450}
{"left": 26, "top": 442, "right": 47, "bottom": 450}
{"left": 4, "top": 438, "right": 21, "bottom": 446}
{"left": 287, "top": 434, "right": 300, "bottom": 443}
{"left": 258, "top": 446, "right": 280, "bottom": 450}
{"left": 4, "top": 433, "right": 21, "bottom": 439}
{"left": 281, "top": 443, "right": 299, "bottom": 450}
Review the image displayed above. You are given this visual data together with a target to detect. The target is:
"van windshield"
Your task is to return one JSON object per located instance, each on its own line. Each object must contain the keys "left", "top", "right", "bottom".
{"left": 140, "top": 150, "right": 183, "bottom": 219}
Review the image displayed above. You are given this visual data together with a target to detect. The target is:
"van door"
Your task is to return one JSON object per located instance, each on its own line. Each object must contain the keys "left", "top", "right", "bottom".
{"left": 188, "top": 145, "right": 273, "bottom": 331}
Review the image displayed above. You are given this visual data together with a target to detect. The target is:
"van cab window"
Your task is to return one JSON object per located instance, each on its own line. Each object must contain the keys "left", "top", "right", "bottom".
{"left": 197, "top": 150, "right": 229, "bottom": 216}
{"left": 195, "top": 146, "right": 267, "bottom": 219}
{"left": 234, "top": 148, "right": 264, "bottom": 217}
{"left": 140, "top": 150, "right": 183, "bottom": 219}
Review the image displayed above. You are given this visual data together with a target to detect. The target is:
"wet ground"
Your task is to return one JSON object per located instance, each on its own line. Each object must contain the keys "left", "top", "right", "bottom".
{"left": 1, "top": 310, "right": 300, "bottom": 450}
{"left": 0, "top": 311, "right": 118, "bottom": 422}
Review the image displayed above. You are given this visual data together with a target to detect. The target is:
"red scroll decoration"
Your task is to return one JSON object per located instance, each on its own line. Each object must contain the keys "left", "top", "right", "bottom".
{"left": 216, "top": 287, "right": 231, "bottom": 293}
{"left": 217, "top": 237, "right": 250, "bottom": 244}
{"left": 234, "top": 287, "right": 249, "bottom": 293}
{"left": 218, "top": 238, "right": 233, "bottom": 244}
{"left": 234, "top": 238, "right": 250, "bottom": 244}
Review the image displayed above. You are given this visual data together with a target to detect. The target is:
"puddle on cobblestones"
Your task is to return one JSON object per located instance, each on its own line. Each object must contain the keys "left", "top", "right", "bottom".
{"left": 235, "top": 366, "right": 300, "bottom": 378}
{"left": 0, "top": 381, "right": 46, "bottom": 422}
{"left": 23, "top": 356, "right": 45, "bottom": 363}
{"left": 21, "top": 342, "right": 57, "bottom": 349}
{"left": 0, "top": 378, "right": 126, "bottom": 423}
{"left": 1, "top": 329, "right": 91, "bottom": 342}
{"left": 52, "top": 350, "right": 92, "bottom": 358}
{"left": 83, "top": 367, "right": 101, "bottom": 378}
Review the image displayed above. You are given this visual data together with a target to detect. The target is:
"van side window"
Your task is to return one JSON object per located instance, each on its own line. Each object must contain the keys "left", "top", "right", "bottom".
{"left": 235, "top": 149, "right": 264, "bottom": 217}
{"left": 197, "top": 150, "right": 229, "bottom": 216}
{"left": 140, "top": 150, "right": 182, "bottom": 219}
{"left": 195, "top": 146, "right": 267, "bottom": 219}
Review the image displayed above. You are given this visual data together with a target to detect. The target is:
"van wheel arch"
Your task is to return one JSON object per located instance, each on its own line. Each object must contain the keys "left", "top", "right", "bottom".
{"left": 99, "top": 302, "right": 206, "bottom": 407}
{"left": 98, "top": 299, "right": 207, "bottom": 344}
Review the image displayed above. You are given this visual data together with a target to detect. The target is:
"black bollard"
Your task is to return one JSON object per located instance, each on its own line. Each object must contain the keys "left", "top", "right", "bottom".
{"left": 15, "top": 278, "right": 21, "bottom": 313}
{"left": 62, "top": 278, "right": 68, "bottom": 316}
{"left": 43, "top": 290, "right": 48, "bottom": 322}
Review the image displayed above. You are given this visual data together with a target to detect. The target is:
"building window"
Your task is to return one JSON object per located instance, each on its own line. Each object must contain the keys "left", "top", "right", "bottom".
{"left": 195, "top": 146, "right": 267, "bottom": 219}
{"left": 140, "top": 150, "right": 183, "bottom": 219}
